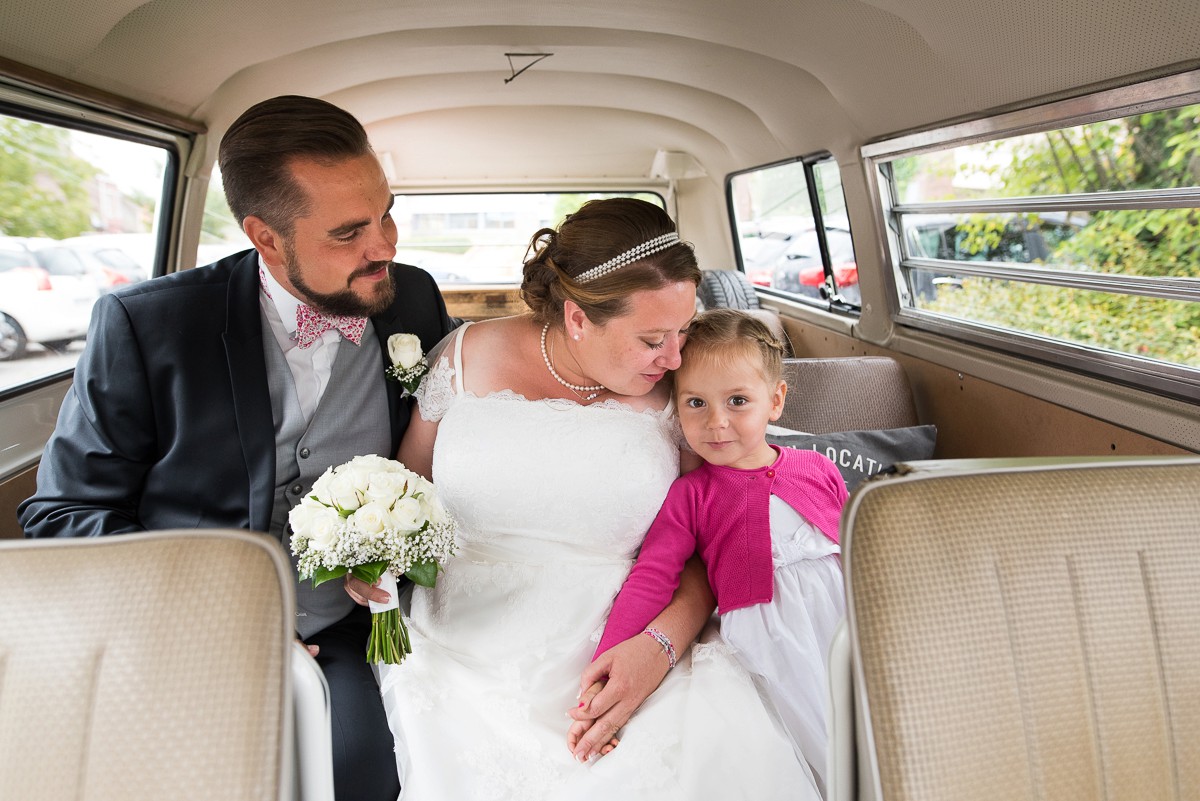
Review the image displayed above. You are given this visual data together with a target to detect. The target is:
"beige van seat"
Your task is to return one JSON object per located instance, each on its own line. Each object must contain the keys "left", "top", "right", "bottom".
{"left": 838, "top": 457, "right": 1200, "bottom": 801}
{"left": 0, "top": 529, "right": 318, "bottom": 801}
{"left": 779, "top": 356, "right": 918, "bottom": 434}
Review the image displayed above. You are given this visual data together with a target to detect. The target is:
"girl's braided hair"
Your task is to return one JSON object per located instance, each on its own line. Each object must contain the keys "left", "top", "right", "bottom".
{"left": 681, "top": 308, "right": 786, "bottom": 383}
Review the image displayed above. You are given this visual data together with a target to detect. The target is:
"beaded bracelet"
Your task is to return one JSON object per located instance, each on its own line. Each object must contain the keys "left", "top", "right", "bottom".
{"left": 643, "top": 627, "right": 678, "bottom": 668}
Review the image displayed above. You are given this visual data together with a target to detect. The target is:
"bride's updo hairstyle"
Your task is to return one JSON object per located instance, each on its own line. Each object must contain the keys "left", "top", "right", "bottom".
{"left": 680, "top": 308, "right": 786, "bottom": 385}
{"left": 521, "top": 197, "right": 700, "bottom": 327}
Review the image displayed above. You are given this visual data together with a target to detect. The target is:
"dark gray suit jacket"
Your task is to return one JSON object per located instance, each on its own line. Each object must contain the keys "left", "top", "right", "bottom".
{"left": 19, "top": 249, "right": 455, "bottom": 538}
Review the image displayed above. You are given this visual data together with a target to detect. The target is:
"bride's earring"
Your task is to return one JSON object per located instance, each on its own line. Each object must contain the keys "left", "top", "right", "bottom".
{"left": 573, "top": 334, "right": 581, "bottom": 341}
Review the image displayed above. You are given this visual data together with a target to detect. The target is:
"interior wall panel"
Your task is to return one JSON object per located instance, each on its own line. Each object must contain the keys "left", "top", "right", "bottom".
{"left": 0, "top": 466, "right": 36, "bottom": 539}
{"left": 781, "top": 319, "right": 1191, "bottom": 459}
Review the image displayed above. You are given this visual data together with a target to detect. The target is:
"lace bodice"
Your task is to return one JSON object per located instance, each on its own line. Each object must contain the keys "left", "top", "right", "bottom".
{"left": 416, "top": 329, "right": 680, "bottom": 558}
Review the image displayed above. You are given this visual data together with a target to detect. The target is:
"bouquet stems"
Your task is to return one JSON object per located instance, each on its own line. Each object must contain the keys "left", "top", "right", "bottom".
{"left": 367, "top": 607, "right": 413, "bottom": 664}
{"left": 362, "top": 568, "right": 411, "bottom": 664}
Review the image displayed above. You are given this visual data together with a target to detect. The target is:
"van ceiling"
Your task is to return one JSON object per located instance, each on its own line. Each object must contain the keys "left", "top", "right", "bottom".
{"left": 2, "top": 0, "right": 1198, "bottom": 184}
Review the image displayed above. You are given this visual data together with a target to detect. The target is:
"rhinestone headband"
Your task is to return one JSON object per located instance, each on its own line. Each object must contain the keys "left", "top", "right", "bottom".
{"left": 573, "top": 232, "right": 681, "bottom": 284}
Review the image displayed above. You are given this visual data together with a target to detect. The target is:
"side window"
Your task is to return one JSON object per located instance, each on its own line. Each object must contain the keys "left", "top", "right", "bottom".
{"left": 0, "top": 109, "right": 173, "bottom": 392}
{"left": 866, "top": 78, "right": 1200, "bottom": 399}
{"left": 728, "top": 155, "right": 859, "bottom": 306}
{"left": 198, "top": 166, "right": 251, "bottom": 265}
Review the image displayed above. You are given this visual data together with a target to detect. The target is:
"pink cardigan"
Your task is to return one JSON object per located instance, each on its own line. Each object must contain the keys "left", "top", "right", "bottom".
{"left": 595, "top": 446, "right": 847, "bottom": 657}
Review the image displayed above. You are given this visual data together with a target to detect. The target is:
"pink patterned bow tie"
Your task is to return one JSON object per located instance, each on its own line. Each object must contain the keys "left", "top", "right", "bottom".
{"left": 294, "top": 304, "right": 367, "bottom": 349}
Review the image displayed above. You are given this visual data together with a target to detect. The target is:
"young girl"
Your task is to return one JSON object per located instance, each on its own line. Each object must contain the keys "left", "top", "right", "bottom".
{"left": 590, "top": 308, "right": 848, "bottom": 796}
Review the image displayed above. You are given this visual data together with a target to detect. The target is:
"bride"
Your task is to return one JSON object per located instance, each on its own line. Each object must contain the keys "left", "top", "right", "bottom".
{"left": 348, "top": 198, "right": 821, "bottom": 800}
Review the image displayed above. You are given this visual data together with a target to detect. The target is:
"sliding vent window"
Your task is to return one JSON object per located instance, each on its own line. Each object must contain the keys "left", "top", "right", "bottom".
{"left": 0, "top": 111, "right": 169, "bottom": 389}
{"left": 729, "top": 155, "right": 859, "bottom": 306}
{"left": 867, "top": 87, "right": 1200, "bottom": 399}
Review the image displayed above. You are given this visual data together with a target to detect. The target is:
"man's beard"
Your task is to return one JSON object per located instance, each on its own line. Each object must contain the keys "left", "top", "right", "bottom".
{"left": 284, "top": 240, "right": 395, "bottom": 317}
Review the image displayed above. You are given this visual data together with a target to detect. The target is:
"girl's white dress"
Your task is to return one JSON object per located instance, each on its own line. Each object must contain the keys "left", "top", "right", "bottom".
{"left": 379, "top": 325, "right": 820, "bottom": 801}
{"left": 721, "top": 496, "right": 846, "bottom": 797}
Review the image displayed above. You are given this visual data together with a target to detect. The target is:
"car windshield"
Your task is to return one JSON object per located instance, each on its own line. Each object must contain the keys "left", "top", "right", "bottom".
{"left": 0, "top": 250, "right": 37, "bottom": 271}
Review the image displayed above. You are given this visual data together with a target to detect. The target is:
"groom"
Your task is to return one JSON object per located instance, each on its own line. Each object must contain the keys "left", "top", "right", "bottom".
{"left": 18, "top": 95, "right": 455, "bottom": 801}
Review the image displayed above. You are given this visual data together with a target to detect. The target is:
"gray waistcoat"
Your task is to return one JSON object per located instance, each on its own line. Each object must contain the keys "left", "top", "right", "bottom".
{"left": 264, "top": 321, "right": 392, "bottom": 639}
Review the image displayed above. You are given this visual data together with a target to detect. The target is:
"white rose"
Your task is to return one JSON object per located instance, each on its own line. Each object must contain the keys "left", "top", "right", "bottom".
{"left": 309, "top": 467, "right": 336, "bottom": 504}
{"left": 305, "top": 506, "right": 344, "bottom": 552}
{"left": 389, "top": 496, "right": 424, "bottom": 532}
{"left": 408, "top": 475, "right": 435, "bottom": 499}
{"left": 365, "top": 470, "right": 406, "bottom": 503}
{"left": 420, "top": 495, "right": 450, "bottom": 527}
{"left": 388, "top": 333, "right": 423, "bottom": 370}
{"left": 351, "top": 454, "right": 392, "bottom": 473}
{"left": 327, "top": 471, "right": 365, "bottom": 511}
{"left": 351, "top": 463, "right": 379, "bottom": 492}
{"left": 353, "top": 501, "right": 391, "bottom": 536}
{"left": 287, "top": 500, "right": 317, "bottom": 535}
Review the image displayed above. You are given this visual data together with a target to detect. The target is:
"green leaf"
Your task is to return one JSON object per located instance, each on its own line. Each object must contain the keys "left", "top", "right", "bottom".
{"left": 351, "top": 560, "right": 391, "bottom": 585}
{"left": 310, "top": 565, "right": 348, "bottom": 588}
{"left": 406, "top": 559, "right": 440, "bottom": 588}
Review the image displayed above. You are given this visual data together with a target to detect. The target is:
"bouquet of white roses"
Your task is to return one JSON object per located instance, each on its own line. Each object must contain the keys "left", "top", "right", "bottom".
{"left": 289, "top": 454, "right": 457, "bottom": 664}
{"left": 385, "top": 333, "right": 429, "bottom": 395}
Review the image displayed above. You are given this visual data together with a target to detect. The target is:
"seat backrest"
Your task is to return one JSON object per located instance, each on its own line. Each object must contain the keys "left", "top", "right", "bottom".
{"left": 842, "top": 458, "right": 1200, "bottom": 801}
{"left": 778, "top": 356, "right": 917, "bottom": 434}
{"left": 0, "top": 530, "right": 293, "bottom": 801}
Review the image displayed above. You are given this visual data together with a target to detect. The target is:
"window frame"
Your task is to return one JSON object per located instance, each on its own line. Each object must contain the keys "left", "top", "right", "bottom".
{"left": 726, "top": 152, "right": 861, "bottom": 313}
{"left": 0, "top": 77, "right": 191, "bottom": 400}
{"left": 862, "top": 68, "right": 1200, "bottom": 401}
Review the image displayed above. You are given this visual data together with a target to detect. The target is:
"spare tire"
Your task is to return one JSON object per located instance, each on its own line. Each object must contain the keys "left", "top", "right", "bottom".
{"left": 697, "top": 270, "right": 761, "bottom": 310}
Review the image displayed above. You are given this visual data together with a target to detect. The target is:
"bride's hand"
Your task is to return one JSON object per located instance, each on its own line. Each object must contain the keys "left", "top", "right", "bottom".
{"left": 566, "top": 681, "right": 619, "bottom": 759}
{"left": 566, "top": 633, "right": 669, "bottom": 761}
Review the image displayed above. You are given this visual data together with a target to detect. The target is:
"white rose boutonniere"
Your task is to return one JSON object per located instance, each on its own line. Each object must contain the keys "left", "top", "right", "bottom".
{"left": 385, "top": 333, "right": 429, "bottom": 395}
{"left": 289, "top": 454, "right": 458, "bottom": 664}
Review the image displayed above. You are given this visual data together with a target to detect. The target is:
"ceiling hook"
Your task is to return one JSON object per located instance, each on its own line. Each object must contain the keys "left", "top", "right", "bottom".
{"left": 503, "top": 52, "right": 553, "bottom": 84}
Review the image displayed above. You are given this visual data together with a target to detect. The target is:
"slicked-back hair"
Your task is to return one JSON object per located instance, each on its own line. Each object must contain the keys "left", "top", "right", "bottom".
{"left": 218, "top": 95, "right": 373, "bottom": 237}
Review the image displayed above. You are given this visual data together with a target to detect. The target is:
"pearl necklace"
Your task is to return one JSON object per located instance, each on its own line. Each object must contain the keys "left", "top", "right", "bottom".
{"left": 540, "top": 323, "right": 604, "bottom": 401}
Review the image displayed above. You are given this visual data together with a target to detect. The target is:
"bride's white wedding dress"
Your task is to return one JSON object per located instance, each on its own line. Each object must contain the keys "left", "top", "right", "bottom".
{"left": 380, "top": 325, "right": 819, "bottom": 801}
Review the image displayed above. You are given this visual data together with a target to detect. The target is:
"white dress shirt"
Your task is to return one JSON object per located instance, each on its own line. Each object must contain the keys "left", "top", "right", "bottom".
{"left": 258, "top": 256, "right": 342, "bottom": 423}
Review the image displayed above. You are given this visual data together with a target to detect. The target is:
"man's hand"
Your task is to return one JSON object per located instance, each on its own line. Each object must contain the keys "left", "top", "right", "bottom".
{"left": 344, "top": 573, "right": 390, "bottom": 606}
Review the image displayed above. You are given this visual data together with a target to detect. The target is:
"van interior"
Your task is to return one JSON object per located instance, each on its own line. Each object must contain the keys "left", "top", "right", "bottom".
{"left": 0, "top": 2, "right": 1198, "bottom": 796}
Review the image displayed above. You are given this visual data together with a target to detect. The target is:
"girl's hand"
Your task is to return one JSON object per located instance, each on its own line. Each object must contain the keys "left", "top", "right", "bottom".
{"left": 566, "top": 680, "right": 619, "bottom": 759}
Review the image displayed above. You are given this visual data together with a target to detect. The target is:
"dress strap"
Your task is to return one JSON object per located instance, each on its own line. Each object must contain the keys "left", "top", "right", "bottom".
{"left": 451, "top": 321, "right": 472, "bottom": 396}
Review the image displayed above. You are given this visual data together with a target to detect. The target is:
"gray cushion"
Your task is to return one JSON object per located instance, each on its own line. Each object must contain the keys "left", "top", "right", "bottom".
{"left": 768, "top": 425, "right": 937, "bottom": 490}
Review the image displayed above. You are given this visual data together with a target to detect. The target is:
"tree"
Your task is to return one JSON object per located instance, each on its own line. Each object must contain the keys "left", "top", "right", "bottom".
{"left": 0, "top": 116, "right": 97, "bottom": 238}
{"left": 924, "top": 104, "right": 1200, "bottom": 368}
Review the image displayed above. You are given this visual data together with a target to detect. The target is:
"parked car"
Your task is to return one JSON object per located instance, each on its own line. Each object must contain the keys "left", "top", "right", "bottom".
{"left": 0, "top": 238, "right": 99, "bottom": 360}
{"left": 58, "top": 234, "right": 152, "bottom": 284}
{"left": 904, "top": 213, "right": 1083, "bottom": 299}
{"left": 27, "top": 241, "right": 136, "bottom": 294}
{"left": 771, "top": 226, "right": 860, "bottom": 303}
{"left": 737, "top": 229, "right": 793, "bottom": 287}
